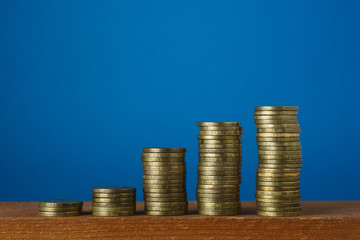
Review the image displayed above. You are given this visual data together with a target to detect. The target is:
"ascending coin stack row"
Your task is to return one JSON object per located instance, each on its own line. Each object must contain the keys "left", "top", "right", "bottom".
{"left": 196, "top": 122, "right": 243, "bottom": 216}
{"left": 38, "top": 200, "right": 83, "bottom": 217}
{"left": 254, "top": 106, "right": 302, "bottom": 217}
{"left": 92, "top": 186, "right": 136, "bottom": 216}
{"left": 141, "top": 148, "right": 188, "bottom": 216}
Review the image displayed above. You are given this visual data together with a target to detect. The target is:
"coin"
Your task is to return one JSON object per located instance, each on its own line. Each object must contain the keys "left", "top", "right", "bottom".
{"left": 92, "top": 202, "right": 135, "bottom": 207}
{"left": 92, "top": 186, "right": 136, "bottom": 193}
{"left": 197, "top": 184, "right": 239, "bottom": 189}
{"left": 256, "top": 185, "right": 300, "bottom": 191}
{"left": 253, "top": 115, "right": 298, "bottom": 120}
{"left": 257, "top": 133, "right": 301, "bottom": 138}
{"left": 142, "top": 166, "right": 186, "bottom": 171}
{"left": 197, "top": 135, "right": 240, "bottom": 140}
{"left": 199, "top": 126, "right": 242, "bottom": 131}
{"left": 257, "top": 168, "right": 300, "bottom": 173}
{"left": 255, "top": 194, "right": 301, "bottom": 199}
{"left": 197, "top": 122, "right": 240, "bottom": 127}
{"left": 198, "top": 170, "right": 240, "bottom": 176}
{"left": 92, "top": 211, "right": 134, "bottom": 217}
{"left": 197, "top": 197, "right": 239, "bottom": 203}
{"left": 145, "top": 206, "right": 187, "bottom": 211}
{"left": 258, "top": 150, "right": 302, "bottom": 155}
{"left": 143, "top": 148, "right": 186, "bottom": 153}
{"left": 255, "top": 119, "right": 299, "bottom": 124}
{"left": 143, "top": 188, "right": 186, "bottom": 193}
{"left": 254, "top": 110, "right": 298, "bottom": 115}
{"left": 256, "top": 190, "right": 300, "bottom": 196}
{"left": 258, "top": 146, "right": 302, "bottom": 151}
{"left": 257, "top": 137, "right": 300, "bottom": 142}
{"left": 258, "top": 164, "right": 302, "bottom": 169}
{"left": 257, "top": 206, "right": 301, "bottom": 213}
{"left": 141, "top": 157, "right": 185, "bottom": 162}
{"left": 198, "top": 144, "right": 241, "bottom": 149}
{"left": 199, "top": 148, "right": 240, "bottom": 153}
{"left": 198, "top": 161, "right": 239, "bottom": 167}
{"left": 198, "top": 166, "right": 239, "bottom": 171}
{"left": 257, "top": 141, "right": 301, "bottom": 146}
{"left": 196, "top": 188, "right": 239, "bottom": 194}
{"left": 198, "top": 179, "right": 240, "bottom": 185}
{"left": 256, "top": 201, "right": 300, "bottom": 207}
{"left": 256, "top": 197, "right": 300, "bottom": 203}
{"left": 258, "top": 155, "right": 302, "bottom": 160}
{"left": 199, "top": 157, "right": 240, "bottom": 162}
{"left": 143, "top": 179, "right": 185, "bottom": 185}
{"left": 258, "top": 159, "right": 302, "bottom": 164}
{"left": 255, "top": 106, "right": 298, "bottom": 111}
{"left": 199, "top": 130, "right": 243, "bottom": 136}
{"left": 142, "top": 170, "right": 186, "bottom": 175}
{"left": 145, "top": 210, "right": 186, "bottom": 216}
{"left": 92, "top": 206, "right": 135, "bottom": 212}
{"left": 144, "top": 201, "right": 187, "bottom": 207}
{"left": 257, "top": 128, "right": 300, "bottom": 133}
{"left": 256, "top": 181, "right": 300, "bottom": 186}
{"left": 38, "top": 211, "right": 81, "bottom": 217}
{"left": 144, "top": 196, "right": 187, "bottom": 202}
{"left": 92, "top": 193, "right": 136, "bottom": 198}
{"left": 255, "top": 124, "right": 300, "bottom": 129}
{"left": 92, "top": 197, "right": 135, "bottom": 203}
{"left": 256, "top": 176, "right": 300, "bottom": 182}
{"left": 142, "top": 153, "right": 186, "bottom": 158}
{"left": 196, "top": 193, "right": 238, "bottom": 198}
{"left": 142, "top": 183, "right": 186, "bottom": 189}
{"left": 142, "top": 175, "right": 185, "bottom": 180}
{"left": 144, "top": 192, "right": 187, "bottom": 198}
{"left": 257, "top": 210, "right": 300, "bottom": 217}
{"left": 39, "top": 200, "right": 83, "bottom": 208}
{"left": 142, "top": 161, "right": 186, "bottom": 166}
{"left": 199, "top": 139, "right": 241, "bottom": 144}
{"left": 38, "top": 206, "right": 82, "bottom": 212}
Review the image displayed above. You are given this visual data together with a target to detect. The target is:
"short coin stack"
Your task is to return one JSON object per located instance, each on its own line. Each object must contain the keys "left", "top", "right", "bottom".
{"left": 38, "top": 200, "right": 83, "bottom": 217}
{"left": 254, "top": 106, "right": 302, "bottom": 217}
{"left": 142, "top": 148, "right": 187, "bottom": 216}
{"left": 197, "top": 122, "right": 243, "bottom": 216}
{"left": 92, "top": 186, "right": 136, "bottom": 216}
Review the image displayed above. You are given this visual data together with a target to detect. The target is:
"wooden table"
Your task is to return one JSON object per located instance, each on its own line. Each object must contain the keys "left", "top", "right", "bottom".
{"left": 0, "top": 201, "right": 359, "bottom": 239}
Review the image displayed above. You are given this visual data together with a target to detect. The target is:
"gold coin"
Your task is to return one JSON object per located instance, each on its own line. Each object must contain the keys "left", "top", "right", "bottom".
{"left": 254, "top": 110, "right": 298, "bottom": 115}
{"left": 197, "top": 184, "right": 239, "bottom": 189}
{"left": 142, "top": 153, "right": 186, "bottom": 158}
{"left": 198, "top": 161, "right": 239, "bottom": 167}
{"left": 256, "top": 197, "right": 300, "bottom": 203}
{"left": 144, "top": 197, "right": 187, "bottom": 202}
{"left": 141, "top": 157, "right": 185, "bottom": 162}
{"left": 257, "top": 185, "right": 300, "bottom": 191}
{"left": 198, "top": 210, "right": 239, "bottom": 216}
{"left": 257, "top": 210, "right": 300, "bottom": 217}
{"left": 257, "top": 137, "right": 300, "bottom": 142}
{"left": 199, "top": 139, "right": 241, "bottom": 144}
{"left": 38, "top": 211, "right": 81, "bottom": 217}
{"left": 254, "top": 115, "right": 298, "bottom": 120}
{"left": 143, "top": 148, "right": 186, "bottom": 153}
{"left": 198, "top": 170, "right": 240, "bottom": 176}
{"left": 142, "top": 161, "right": 186, "bottom": 166}
{"left": 255, "top": 106, "right": 298, "bottom": 111}
{"left": 144, "top": 192, "right": 187, "bottom": 198}
{"left": 257, "top": 168, "right": 300, "bottom": 173}
{"left": 256, "top": 190, "right": 300, "bottom": 196}
{"left": 258, "top": 146, "right": 302, "bottom": 151}
{"left": 143, "top": 179, "right": 185, "bottom": 184}
{"left": 142, "top": 183, "right": 186, "bottom": 189}
{"left": 258, "top": 150, "right": 302, "bottom": 155}
{"left": 257, "top": 206, "right": 301, "bottom": 212}
{"left": 257, "top": 181, "right": 300, "bottom": 186}
{"left": 145, "top": 206, "right": 187, "bottom": 211}
{"left": 38, "top": 206, "right": 82, "bottom": 212}
{"left": 255, "top": 194, "right": 301, "bottom": 199}
{"left": 198, "top": 175, "right": 240, "bottom": 180}
{"left": 198, "top": 143, "right": 241, "bottom": 149}
{"left": 199, "top": 130, "right": 243, "bottom": 136}
{"left": 257, "top": 141, "right": 301, "bottom": 147}
{"left": 92, "top": 197, "right": 135, "bottom": 203}
{"left": 92, "top": 202, "right": 135, "bottom": 207}
{"left": 142, "top": 166, "right": 186, "bottom": 171}
{"left": 142, "top": 170, "right": 186, "bottom": 175}
{"left": 198, "top": 179, "right": 240, "bottom": 185}
{"left": 258, "top": 163, "right": 302, "bottom": 169}
{"left": 256, "top": 201, "right": 300, "bottom": 207}
{"left": 259, "top": 159, "right": 302, "bottom": 164}
{"left": 256, "top": 176, "right": 300, "bottom": 182}
{"left": 143, "top": 175, "right": 185, "bottom": 180}
{"left": 145, "top": 210, "right": 186, "bottom": 216}
{"left": 92, "top": 193, "right": 136, "bottom": 198}
{"left": 92, "top": 211, "right": 134, "bottom": 217}
{"left": 199, "top": 126, "right": 242, "bottom": 131}
{"left": 92, "top": 187, "right": 136, "bottom": 194}
{"left": 258, "top": 155, "right": 302, "bottom": 160}
{"left": 197, "top": 135, "right": 240, "bottom": 140}
{"left": 143, "top": 188, "right": 186, "bottom": 193}
{"left": 199, "top": 148, "right": 240, "bottom": 153}
{"left": 197, "top": 193, "right": 239, "bottom": 198}
{"left": 92, "top": 206, "right": 135, "bottom": 212}
{"left": 144, "top": 201, "right": 187, "bottom": 207}
{"left": 198, "top": 202, "right": 240, "bottom": 207}
{"left": 197, "top": 198, "right": 239, "bottom": 203}
{"left": 199, "top": 157, "right": 240, "bottom": 162}
{"left": 257, "top": 133, "right": 300, "bottom": 138}
{"left": 198, "top": 166, "right": 239, "bottom": 171}
{"left": 39, "top": 200, "right": 83, "bottom": 208}
{"left": 197, "top": 188, "right": 239, "bottom": 194}
{"left": 257, "top": 128, "right": 300, "bottom": 133}
{"left": 255, "top": 124, "right": 300, "bottom": 129}
{"left": 197, "top": 122, "right": 240, "bottom": 127}
{"left": 255, "top": 119, "right": 299, "bottom": 124}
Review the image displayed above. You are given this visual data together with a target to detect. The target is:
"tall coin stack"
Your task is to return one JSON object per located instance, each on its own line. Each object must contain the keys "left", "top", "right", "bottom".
{"left": 254, "top": 106, "right": 302, "bottom": 217}
{"left": 141, "top": 148, "right": 188, "bottom": 216}
{"left": 92, "top": 186, "right": 136, "bottom": 216}
{"left": 197, "top": 122, "right": 243, "bottom": 216}
{"left": 38, "top": 200, "right": 83, "bottom": 217}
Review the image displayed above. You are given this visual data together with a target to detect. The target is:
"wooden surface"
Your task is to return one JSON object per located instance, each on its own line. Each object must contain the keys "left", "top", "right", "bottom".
{"left": 0, "top": 201, "right": 359, "bottom": 239}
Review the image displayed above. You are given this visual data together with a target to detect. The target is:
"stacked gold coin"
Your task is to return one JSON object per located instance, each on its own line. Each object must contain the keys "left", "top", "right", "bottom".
{"left": 254, "top": 106, "right": 302, "bottom": 217}
{"left": 92, "top": 186, "right": 136, "bottom": 216}
{"left": 196, "top": 122, "right": 243, "bottom": 216}
{"left": 142, "top": 148, "right": 187, "bottom": 216}
{"left": 38, "top": 200, "right": 83, "bottom": 217}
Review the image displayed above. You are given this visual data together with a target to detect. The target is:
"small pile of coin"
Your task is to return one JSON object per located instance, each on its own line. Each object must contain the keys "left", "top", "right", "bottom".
{"left": 92, "top": 186, "right": 136, "bottom": 216}
{"left": 254, "top": 106, "right": 302, "bottom": 217}
{"left": 38, "top": 200, "right": 83, "bottom": 217}
{"left": 197, "top": 122, "right": 243, "bottom": 216}
{"left": 142, "top": 148, "right": 187, "bottom": 216}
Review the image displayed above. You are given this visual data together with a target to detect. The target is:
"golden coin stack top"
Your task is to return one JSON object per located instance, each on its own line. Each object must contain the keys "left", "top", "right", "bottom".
{"left": 141, "top": 148, "right": 187, "bottom": 216}
{"left": 38, "top": 200, "right": 83, "bottom": 217}
{"left": 196, "top": 122, "right": 243, "bottom": 216}
{"left": 92, "top": 186, "right": 136, "bottom": 216}
{"left": 254, "top": 106, "right": 302, "bottom": 217}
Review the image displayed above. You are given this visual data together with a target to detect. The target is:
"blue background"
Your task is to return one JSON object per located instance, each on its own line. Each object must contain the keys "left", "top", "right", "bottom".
{"left": 1, "top": 0, "right": 359, "bottom": 201}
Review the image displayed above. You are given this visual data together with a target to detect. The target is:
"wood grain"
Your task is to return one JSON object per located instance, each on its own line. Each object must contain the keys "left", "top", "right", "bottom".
{"left": 0, "top": 201, "right": 359, "bottom": 239}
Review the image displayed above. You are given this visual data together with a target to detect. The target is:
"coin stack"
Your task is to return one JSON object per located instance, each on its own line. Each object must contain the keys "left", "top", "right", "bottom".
{"left": 197, "top": 122, "right": 243, "bottom": 216}
{"left": 254, "top": 106, "right": 302, "bottom": 217}
{"left": 92, "top": 186, "right": 136, "bottom": 216}
{"left": 141, "top": 148, "right": 187, "bottom": 216}
{"left": 38, "top": 200, "right": 83, "bottom": 217}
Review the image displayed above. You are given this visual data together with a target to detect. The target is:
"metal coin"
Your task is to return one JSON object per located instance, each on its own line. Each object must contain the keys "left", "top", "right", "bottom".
{"left": 257, "top": 137, "right": 300, "bottom": 142}
{"left": 257, "top": 210, "right": 300, "bottom": 217}
{"left": 257, "top": 168, "right": 300, "bottom": 173}
{"left": 258, "top": 155, "right": 302, "bottom": 160}
{"left": 38, "top": 211, "right": 81, "bottom": 217}
{"left": 196, "top": 188, "right": 239, "bottom": 194}
{"left": 257, "top": 172, "right": 300, "bottom": 178}
{"left": 145, "top": 206, "right": 187, "bottom": 211}
{"left": 144, "top": 210, "right": 186, "bottom": 216}
{"left": 142, "top": 183, "right": 186, "bottom": 189}
{"left": 259, "top": 159, "right": 302, "bottom": 164}
{"left": 197, "top": 184, "right": 239, "bottom": 189}
{"left": 255, "top": 124, "right": 300, "bottom": 129}
{"left": 255, "top": 106, "right": 298, "bottom": 111}
{"left": 256, "top": 201, "right": 300, "bottom": 207}
{"left": 144, "top": 197, "right": 187, "bottom": 202}
{"left": 92, "top": 193, "right": 136, "bottom": 198}
{"left": 38, "top": 206, "right": 82, "bottom": 212}
{"left": 92, "top": 211, "right": 134, "bottom": 217}
{"left": 199, "top": 130, "right": 243, "bottom": 136}
{"left": 255, "top": 119, "right": 299, "bottom": 124}
{"left": 198, "top": 180, "right": 240, "bottom": 185}
{"left": 143, "top": 175, "right": 185, "bottom": 180}
{"left": 143, "top": 188, "right": 186, "bottom": 193}
{"left": 257, "top": 128, "right": 300, "bottom": 133}
{"left": 142, "top": 161, "right": 186, "bottom": 166}
{"left": 256, "top": 176, "right": 300, "bottom": 182}
{"left": 143, "top": 179, "right": 185, "bottom": 185}
{"left": 258, "top": 146, "right": 302, "bottom": 151}
{"left": 257, "top": 206, "right": 301, "bottom": 212}
{"left": 199, "top": 148, "right": 240, "bottom": 153}
{"left": 256, "top": 190, "right": 300, "bottom": 196}
{"left": 257, "top": 181, "right": 300, "bottom": 186}
{"left": 257, "top": 141, "right": 301, "bottom": 147}
{"left": 198, "top": 161, "right": 240, "bottom": 167}
{"left": 92, "top": 197, "right": 135, "bottom": 203}
{"left": 198, "top": 170, "right": 240, "bottom": 176}
{"left": 144, "top": 192, "right": 187, "bottom": 198}
{"left": 197, "top": 135, "right": 241, "bottom": 140}
{"left": 257, "top": 185, "right": 300, "bottom": 191}
{"left": 197, "top": 122, "right": 240, "bottom": 127}
{"left": 199, "top": 126, "right": 242, "bottom": 131}
{"left": 256, "top": 198, "right": 300, "bottom": 203}
{"left": 198, "top": 144, "right": 241, "bottom": 149}
{"left": 39, "top": 200, "right": 83, "bottom": 208}
{"left": 198, "top": 166, "right": 239, "bottom": 171}
{"left": 143, "top": 148, "right": 186, "bottom": 153}
{"left": 92, "top": 202, "right": 135, "bottom": 207}
{"left": 199, "top": 139, "right": 241, "bottom": 144}
{"left": 144, "top": 201, "right": 187, "bottom": 207}
{"left": 142, "top": 153, "right": 186, "bottom": 158}
{"left": 258, "top": 163, "right": 302, "bottom": 169}
{"left": 92, "top": 186, "right": 136, "bottom": 193}
{"left": 141, "top": 157, "right": 185, "bottom": 162}
{"left": 257, "top": 133, "right": 300, "bottom": 138}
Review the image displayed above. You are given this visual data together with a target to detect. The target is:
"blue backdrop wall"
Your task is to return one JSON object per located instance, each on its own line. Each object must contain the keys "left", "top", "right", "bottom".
{"left": 1, "top": 0, "right": 359, "bottom": 201}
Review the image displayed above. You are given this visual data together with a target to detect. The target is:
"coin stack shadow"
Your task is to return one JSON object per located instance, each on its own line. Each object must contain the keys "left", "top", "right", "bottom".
{"left": 254, "top": 106, "right": 302, "bottom": 217}
{"left": 38, "top": 200, "right": 83, "bottom": 217}
{"left": 196, "top": 122, "right": 243, "bottom": 216}
{"left": 92, "top": 186, "right": 136, "bottom": 216}
{"left": 141, "top": 148, "right": 188, "bottom": 216}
